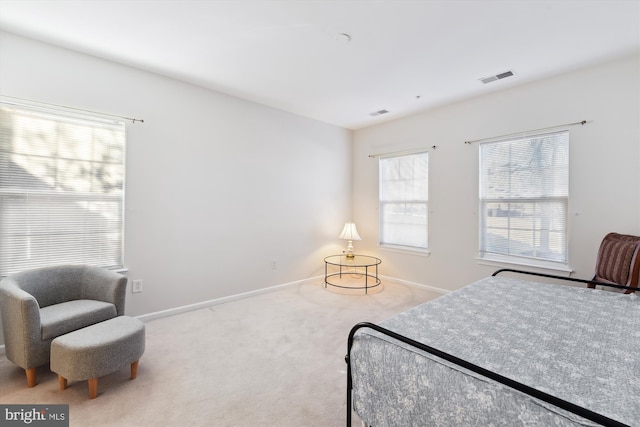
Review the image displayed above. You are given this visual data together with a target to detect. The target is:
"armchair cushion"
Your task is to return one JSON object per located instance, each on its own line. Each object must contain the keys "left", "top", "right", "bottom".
{"left": 591, "top": 232, "right": 640, "bottom": 294}
{"left": 40, "top": 300, "right": 117, "bottom": 340}
{"left": 594, "top": 239, "right": 638, "bottom": 285}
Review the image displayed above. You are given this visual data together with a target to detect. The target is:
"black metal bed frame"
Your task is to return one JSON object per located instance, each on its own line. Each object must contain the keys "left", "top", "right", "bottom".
{"left": 346, "top": 268, "right": 636, "bottom": 427}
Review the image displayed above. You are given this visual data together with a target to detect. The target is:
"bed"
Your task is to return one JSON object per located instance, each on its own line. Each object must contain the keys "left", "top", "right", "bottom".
{"left": 346, "top": 269, "right": 639, "bottom": 427}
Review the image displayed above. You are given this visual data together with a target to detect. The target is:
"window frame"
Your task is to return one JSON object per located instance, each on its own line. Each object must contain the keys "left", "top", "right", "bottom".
{"left": 0, "top": 99, "right": 126, "bottom": 277}
{"left": 378, "top": 151, "right": 429, "bottom": 253}
{"left": 477, "top": 130, "right": 570, "bottom": 270}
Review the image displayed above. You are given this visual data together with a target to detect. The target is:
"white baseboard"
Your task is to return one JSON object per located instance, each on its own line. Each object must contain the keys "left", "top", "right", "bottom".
{"left": 133, "top": 274, "right": 449, "bottom": 324}
{"left": 379, "top": 274, "right": 451, "bottom": 295}
{"left": 135, "top": 275, "right": 323, "bottom": 323}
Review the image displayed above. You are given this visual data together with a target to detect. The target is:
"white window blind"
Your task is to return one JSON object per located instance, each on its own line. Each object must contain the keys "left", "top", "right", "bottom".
{"left": 379, "top": 152, "right": 428, "bottom": 250}
{"left": 0, "top": 101, "right": 125, "bottom": 276}
{"left": 479, "top": 130, "right": 569, "bottom": 264}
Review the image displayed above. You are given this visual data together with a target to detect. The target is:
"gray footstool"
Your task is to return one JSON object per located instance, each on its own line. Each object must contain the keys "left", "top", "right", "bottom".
{"left": 50, "top": 316, "right": 145, "bottom": 399}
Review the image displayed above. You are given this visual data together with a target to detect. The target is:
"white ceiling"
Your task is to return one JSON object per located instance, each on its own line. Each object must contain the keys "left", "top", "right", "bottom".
{"left": 0, "top": 0, "right": 638, "bottom": 130}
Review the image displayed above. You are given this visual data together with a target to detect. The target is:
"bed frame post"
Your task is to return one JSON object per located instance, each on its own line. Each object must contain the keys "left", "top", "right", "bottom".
{"left": 346, "top": 352, "right": 352, "bottom": 427}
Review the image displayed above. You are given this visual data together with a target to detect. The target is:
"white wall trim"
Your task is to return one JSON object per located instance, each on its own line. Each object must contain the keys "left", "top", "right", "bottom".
{"left": 379, "top": 274, "right": 451, "bottom": 295}
{"left": 476, "top": 255, "right": 574, "bottom": 274}
{"left": 135, "top": 276, "right": 323, "bottom": 323}
{"left": 135, "top": 274, "right": 449, "bottom": 325}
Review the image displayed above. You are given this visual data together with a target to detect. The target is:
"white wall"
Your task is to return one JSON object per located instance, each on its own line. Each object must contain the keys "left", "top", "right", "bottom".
{"left": 0, "top": 32, "right": 353, "bottom": 345}
{"left": 353, "top": 54, "right": 640, "bottom": 291}
{"left": 1, "top": 31, "right": 638, "bottom": 350}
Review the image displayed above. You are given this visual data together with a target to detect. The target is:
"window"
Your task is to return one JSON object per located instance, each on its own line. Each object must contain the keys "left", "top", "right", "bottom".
{"left": 479, "top": 130, "right": 569, "bottom": 265}
{"left": 0, "top": 100, "right": 126, "bottom": 276}
{"left": 379, "top": 152, "right": 428, "bottom": 250}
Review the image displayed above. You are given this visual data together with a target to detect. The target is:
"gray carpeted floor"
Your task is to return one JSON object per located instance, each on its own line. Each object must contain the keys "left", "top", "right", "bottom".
{"left": 0, "top": 279, "right": 441, "bottom": 426}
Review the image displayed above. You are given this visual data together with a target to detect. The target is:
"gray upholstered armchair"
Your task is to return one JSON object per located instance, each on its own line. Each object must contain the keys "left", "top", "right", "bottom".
{"left": 0, "top": 265, "right": 127, "bottom": 387}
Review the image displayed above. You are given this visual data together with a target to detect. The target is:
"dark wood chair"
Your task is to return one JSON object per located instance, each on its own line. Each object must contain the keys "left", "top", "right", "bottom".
{"left": 589, "top": 232, "right": 640, "bottom": 294}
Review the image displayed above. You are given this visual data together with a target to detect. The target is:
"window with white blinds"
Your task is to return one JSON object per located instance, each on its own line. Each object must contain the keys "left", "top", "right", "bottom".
{"left": 379, "top": 152, "right": 428, "bottom": 250}
{"left": 0, "top": 101, "right": 125, "bottom": 276}
{"left": 479, "top": 130, "right": 569, "bottom": 264}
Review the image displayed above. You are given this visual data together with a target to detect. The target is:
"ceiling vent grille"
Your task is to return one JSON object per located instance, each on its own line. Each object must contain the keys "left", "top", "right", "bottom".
{"left": 369, "top": 109, "right": 389, "bottom": 117}
{"left": 480, "top": 70, "right": 514, "bottom": 84}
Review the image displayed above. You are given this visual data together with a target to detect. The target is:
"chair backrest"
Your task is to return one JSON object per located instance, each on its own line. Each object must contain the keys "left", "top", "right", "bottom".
{"left": 593, "top": 232, "right": 640, "bottom": 293}
{"left": 8, "top": 265, "right": 87, "bottom": 308}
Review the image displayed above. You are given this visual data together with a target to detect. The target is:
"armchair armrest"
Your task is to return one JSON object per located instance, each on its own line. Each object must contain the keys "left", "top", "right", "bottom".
{"left": 79, "top": 268, "right": 128, "bottom": 316}
{"left": 0, "top": 278, "right": 43, "bottom": 369}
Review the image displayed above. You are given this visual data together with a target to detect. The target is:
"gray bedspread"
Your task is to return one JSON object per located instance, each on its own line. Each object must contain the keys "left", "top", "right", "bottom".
{"left": 350, "top": 276, "right": 640, "bottom": 426}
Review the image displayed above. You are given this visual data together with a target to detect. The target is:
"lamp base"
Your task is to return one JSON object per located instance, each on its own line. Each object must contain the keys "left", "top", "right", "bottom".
{"left": 344, "top": 240, "right": 356, "bottom": 259}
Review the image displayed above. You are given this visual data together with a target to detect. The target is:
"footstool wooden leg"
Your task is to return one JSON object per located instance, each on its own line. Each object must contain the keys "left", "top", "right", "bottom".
{"left": 88, "top": 378, "right": 98, "bottom": 399}
{"left": 25, "top": 368, "right": 37, "bottom": 388}
{"left": 58, "top": 375, "right": 67, "bottom": 390}
{"left": 131, "top": 360, "right": 139, "bottom": 379}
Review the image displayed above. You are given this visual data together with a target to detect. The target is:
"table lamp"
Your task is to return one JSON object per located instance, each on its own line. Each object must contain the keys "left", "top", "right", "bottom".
{"left": 339, "top": 222, "right": 361, "bottom": 258}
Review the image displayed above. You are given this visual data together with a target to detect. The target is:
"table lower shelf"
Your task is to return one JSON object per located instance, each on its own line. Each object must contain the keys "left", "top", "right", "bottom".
{"left": 324, "top": 272, "right": 382, "bottom": 294}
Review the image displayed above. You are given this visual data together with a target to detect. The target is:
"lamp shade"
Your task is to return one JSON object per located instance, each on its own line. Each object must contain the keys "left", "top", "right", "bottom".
{"left": 339, "top": 222, "right": 361, "bottom": 241}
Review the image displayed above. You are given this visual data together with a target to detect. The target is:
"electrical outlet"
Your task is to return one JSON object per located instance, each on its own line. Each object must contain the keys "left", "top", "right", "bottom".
{"left": 132, "top": 279, "right": 142, "bottom": 293}
{"left": 271, "top": 261, "right": 277, "bottom": 270}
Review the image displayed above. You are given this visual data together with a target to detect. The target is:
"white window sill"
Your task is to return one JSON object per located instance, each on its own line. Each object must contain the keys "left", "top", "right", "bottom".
{"left": 378, "top": 244, "right": 431, "bottom": 257}
{"left": 476, "top": 254, "right": 573, "bottom": 275}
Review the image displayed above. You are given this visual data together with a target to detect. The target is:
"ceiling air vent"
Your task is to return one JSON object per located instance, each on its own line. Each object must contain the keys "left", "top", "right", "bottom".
{"left": 369, "top": 109, "right": 389, "bottom": 117}
{"left": 480, "top": 70, "right": 514, "bottom": 84}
